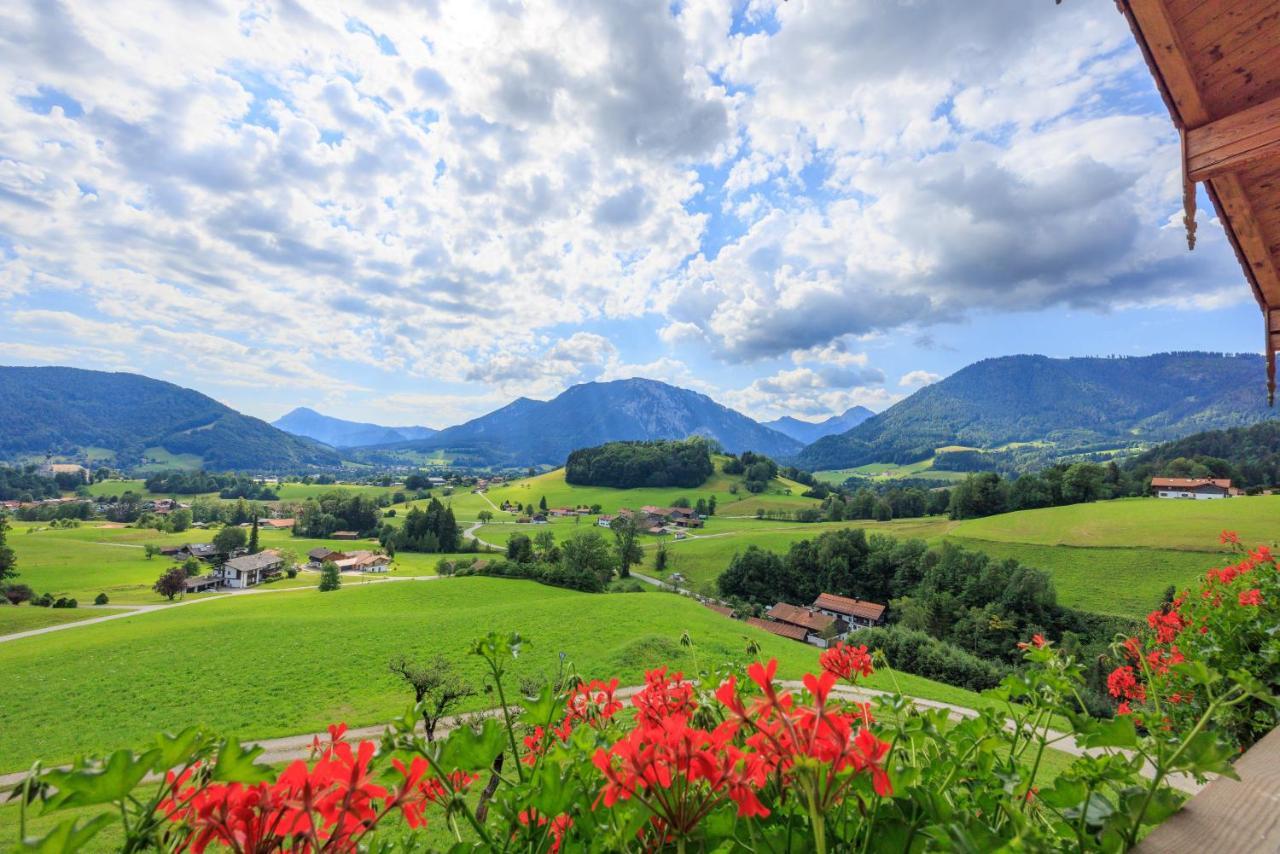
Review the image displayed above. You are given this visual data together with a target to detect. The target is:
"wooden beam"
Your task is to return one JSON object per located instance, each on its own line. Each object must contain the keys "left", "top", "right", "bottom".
{"left": 1124, "top": 0, "right": 1212, "bottom": 125}
{"left": 1209, "top": 173, "right": 1280, "bottom": 306}
{"left": 1187, "top": 94, "right": 1280, "bottom": 181}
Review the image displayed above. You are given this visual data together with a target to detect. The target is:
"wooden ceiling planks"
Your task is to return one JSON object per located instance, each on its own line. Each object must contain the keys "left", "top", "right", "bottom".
{"left": 1116, "top": 0, "right": 1280, "bottom": 401}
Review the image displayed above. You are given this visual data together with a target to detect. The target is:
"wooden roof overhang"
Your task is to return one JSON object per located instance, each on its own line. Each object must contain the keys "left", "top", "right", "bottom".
{"left": 1115, "top": 0, "right": 1280, "bottom": 402}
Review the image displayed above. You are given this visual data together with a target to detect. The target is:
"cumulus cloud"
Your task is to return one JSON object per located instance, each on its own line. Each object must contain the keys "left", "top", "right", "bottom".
{"left": 899, "top": 370, "right": 942, "bottom": 388}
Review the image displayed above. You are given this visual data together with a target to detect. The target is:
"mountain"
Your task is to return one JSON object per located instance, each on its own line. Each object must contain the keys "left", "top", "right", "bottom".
{"left": 763, "top": 406, "right": 876, "bottom": 445}
{"left": 370, "top": 378, "right": 804, "bottom": 466}
{"left": 796, "top": 352, "right": 1274, "bottom": 471}
{"left": 1124, "top": 420, "right": 1280, "bottom": 489}
{"left": 273, "top": 407, "right": 438, "bottom": 448}
{"left": 0, "top": 366, "right": 341, "bottom": 471}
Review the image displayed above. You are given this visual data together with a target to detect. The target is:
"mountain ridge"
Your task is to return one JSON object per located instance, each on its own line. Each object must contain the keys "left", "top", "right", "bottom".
{"left": 366, "top": 377, "right": 804, "bottom": 466}
{"left": 0, "top": 366, "right": 340, "bottom": 471}
{"left": 763, "top": 406, "right": 875, "bottom": 444}
{"left": 796, "top": 352, "right": 1273, "bottom": 471}
{"left": 273, "top": 406, "right": 438, "bottom": 448}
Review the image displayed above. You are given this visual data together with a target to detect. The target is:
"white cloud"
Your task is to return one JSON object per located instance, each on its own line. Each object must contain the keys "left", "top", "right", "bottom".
{"left": 899, "top": 369, "right": 942, "bottom": 388}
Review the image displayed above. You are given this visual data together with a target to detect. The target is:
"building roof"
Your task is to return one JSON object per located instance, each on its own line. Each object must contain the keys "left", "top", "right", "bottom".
{"left": 703, "top": 602, "right": 736, "bottom": 618}
{"left": 1151, "top": 477, "right": 1232, "bottom": 489}
{"left": 186, "top": 574, "right": 219, "bottom": 588}
{"left": 259, "top": 518, "right": 295, "bottom": 529}
{"left": 1116, "top": 0, "right": 1280, "bottom": 401}
{"left": 746, "top": 617, "right": 810, "bottom": 641}
{"left": 224, "top": 551, "right": 284, "bottom": 573}
{"left": 767, "top": 603, "right": 836, "bottom": 633}
{"left": 812, "top": 593, "right": 886, "bottom": 622}
{"left": 309, "top": 547, "right": 342, "bottom": 560}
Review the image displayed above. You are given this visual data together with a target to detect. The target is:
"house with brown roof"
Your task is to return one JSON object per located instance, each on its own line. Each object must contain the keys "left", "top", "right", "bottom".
{"left": 1150, "top": 477, "right": 1239, "bottom": 500}
{"left": 703, "top": 601, "right": 736, "bottom": 619}
{"left": 746, "top": 616, "right": 809, "bottom": 642}
{"left": 308, "top": 547, "right": 346, "bottom": 565}
{"left": 258, "top": 518, "right": 295, "bottom": 529}
{"left": 331, "top": 531, "right": 360, "bottom": 540}
{"left": 767, "top": 603, "right": 838, "bottom": 643}
{"left": 332, "top": 550, "right": 392, "bottom": 573}
{"left": 812, "top": 593, "right": 887, "bottom": 630}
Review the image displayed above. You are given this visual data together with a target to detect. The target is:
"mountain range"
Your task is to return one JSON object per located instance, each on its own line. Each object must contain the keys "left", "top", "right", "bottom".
{"left": 762, "top": 406, "right": 875, "bottom": 445}
{"left": 363, "top": 378, "right": 804, "bottom": 466}
{"left": 0, "top": 366, "right": 339, "bottom": 471}
{"left": 797, "top": 352, "right": 1274, "bottom": 471}
{"left": 273, "top": 407, "right": 437, "bottom": 448}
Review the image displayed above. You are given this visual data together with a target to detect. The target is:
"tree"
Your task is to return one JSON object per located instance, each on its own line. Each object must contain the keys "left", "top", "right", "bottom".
{"left": 388, "top": 655, "right": 477, "bottom": 742}
{"left": 478, "top": 510, "right": 493, "bottom": 524}
{"left": 654, "top": 542, "right": 669, "bottom": 572}
{"left": 506, "top": 534, "right": 534, "bottom": 564}
{"left": 169, "top": 508, "right": 192, "bottom": 532}
{"left": 143, "top": 543, "right": 162, "bottom": 560}
{"left": 0, "top": 513, "right": 17, "bottom": 583}
{"left": 181, "top": 556, "right": 201, "bottom": 577}
{"left": 319, "top": 560, "right": 341, "bottom": 592}
{"left": 558, "top": 529, "right": 615, "bottom": 589}
{"left": 609, "top": 515, "right": 643, "bottom": 579}
{"left": 707, "top": 495, "right": 717, "bottom": 516}
{"left": 248, "top": 518, "right": 260, "bottom": 554}
{"left": 1062, "top": 463, "right": 1106, "bottom": 504}
{"left": 213, "top": 525, "right": 247, "bottom": 555}
{"left": 153, "top": 567, "right": 188, "bottom": 601}
{"left": 533, "top": 529, "right": 557, "bottom": 562}
{"left": 538, "top": 496, "right": 548, "bottom": 512}
{"left": 3, "top": 583, "right": 33, "bottom": 605}
{"left": 94, "top": 592, "right": 109, "bottom": 605}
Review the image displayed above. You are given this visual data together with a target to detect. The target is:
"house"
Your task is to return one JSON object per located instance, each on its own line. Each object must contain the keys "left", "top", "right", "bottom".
{"left": 333, "top": 550, "right": 391, "bottom": 573}
{"left": 186, "top": 574, "right": 220, "bottom": 593}
{"left": 597, "top": 515, "right": 615, "bottom": 528}
{"left": 1150, "top": 478, "right": 1238, "bottom": 500}
{"left": 812, "top": 593, "right": 887, "bottom": 629}
{"left": 176, "top": 542, "right": 223, "bottom": 562}
{"left": 768, "top": 603, "right": 837, "bottom": 635}
{"left": 331, "top": 531, "right": 360, "bottom": 540}
{"left": 308, "top": 547, "right": 346, "bottom": 566}
{"left": 258, "top": 518, "right": 295, "bottom": 530}
{"left": 746, "top": 617, "right": 810, "bottom": 642}
{"left": 218, "top": 551, "right": 284, "bottom": 588}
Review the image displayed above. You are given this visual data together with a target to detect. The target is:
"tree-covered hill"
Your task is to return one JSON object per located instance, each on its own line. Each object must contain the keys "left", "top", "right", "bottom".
{"left": 367, "top": 378, "right": 803, "bottom": 467}
{"left": 797, "top": 352, "right": 1272, "bottom": 471}
{"left": 565, "top": 438, "right": 715, "bottom": 488}
{"left": 0, "top": 366, "right": 340, "bottom": 472}
{"left": 1124, "top": 419, "right": 1280, "bottom": 488}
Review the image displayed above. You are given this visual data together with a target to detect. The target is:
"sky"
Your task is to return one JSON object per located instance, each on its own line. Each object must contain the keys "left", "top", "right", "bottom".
{"left": 0, "top": 0, "right": 1265, "bottom": 429}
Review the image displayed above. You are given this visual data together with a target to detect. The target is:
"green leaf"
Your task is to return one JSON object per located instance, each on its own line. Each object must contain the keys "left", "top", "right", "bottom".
{"left": 1081, "top": 715, "right": 1138, "bottom": 749}
{"left": 211, "top": 738, "right": 272, "bottom": 783}
{"left": 43, "top": 749, "right": 158, "bottom": 808}
{"left": 1039, "top": 778, "right": 1087, "bottom": 809}
{"left": 439, "top": 718, "right": 507, "bottom": 772}
{"left": 1168, "top": 730, "right": 1239, "bottom": 777}
{"left": 20, "top": 814, "right": 113, "bottom": 852}
{"left": 149, "top": 727, "right": 208, "bottom": 773}
{"left": 518, "top": 682, "right": 564, "bottom": 728}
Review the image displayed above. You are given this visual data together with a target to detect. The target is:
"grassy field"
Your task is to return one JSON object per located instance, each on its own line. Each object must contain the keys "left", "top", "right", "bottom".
{"left": 949, "top": 495, "right": 1280, "bottom": 551}
{"left": 482, "top": 462, "right": 819, "bottom": 518}
{"left": 272, "top": 482, "right": 400, "bottom": 501}
{"left": 813, "top": 459, "right": 970, "bottom": 485}
{"left": 0, "top": 577, "right": 987, "bottom": 773}
{"left": 0, "top": 604, "right": 111, "bottom": 633}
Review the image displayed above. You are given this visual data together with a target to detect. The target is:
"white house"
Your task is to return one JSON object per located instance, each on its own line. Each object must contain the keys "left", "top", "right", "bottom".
{"left": 1151, "top": 477, "right": 1238, "bottom": 500}
{"left": 219, "top": 552, "right": 284, "bottom": 588}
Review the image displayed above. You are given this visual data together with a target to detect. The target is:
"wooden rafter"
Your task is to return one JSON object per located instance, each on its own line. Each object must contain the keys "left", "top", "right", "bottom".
{"left": 1116, "top": 0, "right": 1280, "bottom": 403}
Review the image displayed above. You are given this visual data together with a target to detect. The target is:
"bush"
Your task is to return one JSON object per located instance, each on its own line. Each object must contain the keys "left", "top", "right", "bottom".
{"left": 32, "top": 592, "right": 54, "bottom": 607}
{"left": 607, "top": 578, "right": 648, "bottom": 594}
{"left": 3, "top": 583, "right": 34, "bottom": 605}
{"left": 285, "top": 567, "right": 298, "bottom": 579}
{"left": 318, "top": 561, "right": 341, "bottom": 592}
{"left": 52, "top": 597, "right": 77, "bottom": 609}
{"left": 850, "top": 625, "right": 1010, "bottom": 691}
{"left": 94, "top": 592, "right": 109, "bottom": 605}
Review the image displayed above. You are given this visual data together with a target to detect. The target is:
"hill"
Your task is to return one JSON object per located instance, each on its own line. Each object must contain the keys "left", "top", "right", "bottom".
{"left": 0, "top": 367, "right": 340, "bottom": 472}
{"left": 273, "top": 406, "right": 437, "bottom": 448}
{"left": 762, "top": 406, "right": 875, "bottom": 444}
{"left": 797, "top": 352, "right": 1272, "bottom": 471}
{"left": 372, "top": 378, "right": 803, "bottom": 466}
{"left": 1124, "top": 419, "right": 1280, "bottom": 488}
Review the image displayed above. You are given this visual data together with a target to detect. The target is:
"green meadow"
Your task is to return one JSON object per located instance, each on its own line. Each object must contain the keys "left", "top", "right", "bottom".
{"left": 0, "top": 577, "right": 984, "bottom": 773}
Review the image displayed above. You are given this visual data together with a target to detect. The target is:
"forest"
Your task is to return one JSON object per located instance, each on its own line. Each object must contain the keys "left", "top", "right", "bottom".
{"left": 565, "top": 438, "right": 715, "bottom": 488}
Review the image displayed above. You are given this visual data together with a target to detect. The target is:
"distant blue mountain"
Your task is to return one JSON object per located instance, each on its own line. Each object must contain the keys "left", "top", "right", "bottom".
{"left": 273, "top": 407, "right": 438, "bottom": 449}
{"left": 763, "top": 406, "right": 875, "bottom": 445}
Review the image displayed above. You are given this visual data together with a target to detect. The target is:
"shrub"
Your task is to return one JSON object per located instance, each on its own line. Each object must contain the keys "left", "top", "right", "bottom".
{"left": 318, "top": 560, "right": 341, "bottom": 592}
{"left": 850, "top": 625, "right": 1010, "bottom": 691}
{"left": 94, "top": 592, "right": 109, "bottom": 605}
{"left": 2, "top": 583, "right": 34, "bottom": 605}
{"left": 31, "top": 592, "right": 54, "bottom": 607}
{"left": 286, "top": 567, "right": 298, "bottom": 579}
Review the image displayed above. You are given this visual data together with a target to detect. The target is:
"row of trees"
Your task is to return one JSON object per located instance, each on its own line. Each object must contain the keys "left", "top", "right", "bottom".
{"left": 380, "top": 498, "right": 463, "bottom": 554}
{"left": 946, "top": 461, "right": 1129, "bottom": 520}
{"left": 0, "top": 467, "right": 61, "bottom": 502}
{"left": 722, "top": 451, "right": 778, "bottom": 493}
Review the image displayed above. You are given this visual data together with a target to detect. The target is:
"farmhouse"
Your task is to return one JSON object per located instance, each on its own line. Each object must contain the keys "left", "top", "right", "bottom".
{"left": 332, "top": 550, "right": 391, "bottom": 573}
{"left": 1150, "top": 477, "right": 1240, "bottom": 500}
{"left": 308, "top": 547, "right": 346, "bottom": 566}
{"left": 257, "top": 518, "right": 295, "bottom": 529}
{"left": 766, "top": 603, "right": 837, "bottom": 646}
{"left": 812, "top": 593, "right": 887, "bottom": 629}
{"left": 745, "top": 616, "right": 809, "bottom": 642}
{"left": 175, "top": 542, "right": 223, "bottom": 562}
{"left": 331, "top": 531, "right": 360, "bottom": 540}
{"left": 219, "top": 552, "right": 284, "bottom": 588}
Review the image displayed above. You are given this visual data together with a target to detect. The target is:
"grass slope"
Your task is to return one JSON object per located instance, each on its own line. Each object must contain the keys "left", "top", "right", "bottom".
{"left": 0, "top": 577, "right": 984, "bottom": 772}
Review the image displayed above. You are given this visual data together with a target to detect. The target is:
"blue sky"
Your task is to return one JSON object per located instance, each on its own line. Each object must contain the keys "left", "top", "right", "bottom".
{"left": 0, "top": 0, "right": 1263, "bottom": 429}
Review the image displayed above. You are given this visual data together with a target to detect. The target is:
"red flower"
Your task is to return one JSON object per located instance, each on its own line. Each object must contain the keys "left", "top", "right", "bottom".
{"left": 819, "top": 642, "right": 874, "bottom": 681}
{"left": 1107, "top": 666, "right": 1144, "bottom": 701}
{"left": 565, "top": 678, "right": 623, "bottom": 730}
{"left": 1017, "top": 634, "right": 1047, "bottom": 651}
{"left": 631, "top": 667, "right": 697, "bottom": 727}
{"left": 1220, "top": 530, "right": 1240, "bottom": 545}
{"left": 1239, "top": 588, "right": 1263, "bottom": 607}
{"left": 1146, "top": 609, "right": 1185, "bottom": 644}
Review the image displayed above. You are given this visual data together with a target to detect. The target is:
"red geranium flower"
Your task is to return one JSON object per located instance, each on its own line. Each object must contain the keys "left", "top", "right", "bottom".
{"left": 1239, "top": 588, "right": 1263, "bottom": 606}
